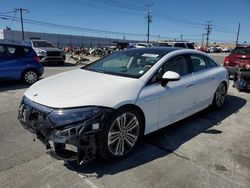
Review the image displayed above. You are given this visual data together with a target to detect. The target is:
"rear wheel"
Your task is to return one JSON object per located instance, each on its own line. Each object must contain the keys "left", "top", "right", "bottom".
{"left": 22, "top": 70, "right": 38, "bottom": 84}
{"left": 212, "top": 82, "right": 227, "bottom": 109}
{"left": 99, "top": 107, "right": 143, "bottom": 161}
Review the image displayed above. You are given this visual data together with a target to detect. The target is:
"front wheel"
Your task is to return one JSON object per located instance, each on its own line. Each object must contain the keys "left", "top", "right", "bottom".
{"left": 212, "top": 82, "right": 227, "bottom": 109}
{"left": 98, "top": 108, "right": 143, "bottom": 161}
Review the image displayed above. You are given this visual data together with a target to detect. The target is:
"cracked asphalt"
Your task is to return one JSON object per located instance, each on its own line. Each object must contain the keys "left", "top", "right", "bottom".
{"left": 0, "top": 54, "right": 249, "bottom": 188}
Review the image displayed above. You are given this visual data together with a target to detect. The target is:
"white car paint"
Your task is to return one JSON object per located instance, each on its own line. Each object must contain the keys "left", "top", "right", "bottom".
{"left": 24, "top": 49, "right": 228, "bottom": 135}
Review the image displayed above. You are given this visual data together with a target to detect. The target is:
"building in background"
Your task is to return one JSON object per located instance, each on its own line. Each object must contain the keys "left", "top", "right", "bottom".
{"left": 0, "top": 29, "right": 138, "bottom": 47}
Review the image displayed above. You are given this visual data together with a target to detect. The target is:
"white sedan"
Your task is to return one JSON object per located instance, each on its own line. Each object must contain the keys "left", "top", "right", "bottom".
{"left": 18, "top": 47, "right": 228, "bottom": 163}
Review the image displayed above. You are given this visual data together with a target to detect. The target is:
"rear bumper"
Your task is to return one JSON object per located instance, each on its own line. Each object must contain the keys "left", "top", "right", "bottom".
{"left": 39, "top": 55, "right": 65, "bottom": 62}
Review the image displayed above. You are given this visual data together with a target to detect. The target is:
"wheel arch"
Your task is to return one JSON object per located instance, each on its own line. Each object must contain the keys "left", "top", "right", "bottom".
{"left": 116, "top": 104, "right": 146, "bottom": 135}
{"left": 21, "top": 67, "right": 39, "bottom": 78}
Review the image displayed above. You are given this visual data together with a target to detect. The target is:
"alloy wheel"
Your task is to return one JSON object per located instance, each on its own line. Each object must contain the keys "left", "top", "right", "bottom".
{"left": 24, "top": 71, "right": 38, "bottom": 84}
{"left": 107, "top": 112, "right": 140, "bottom": 156}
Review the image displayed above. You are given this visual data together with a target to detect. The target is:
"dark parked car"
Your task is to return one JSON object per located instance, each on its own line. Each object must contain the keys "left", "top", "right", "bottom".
{"left": 223, "top": 44, "right": 250, "bottom": 76}
{"left": 0, "top": 42, "right": 44, "bottom": 84}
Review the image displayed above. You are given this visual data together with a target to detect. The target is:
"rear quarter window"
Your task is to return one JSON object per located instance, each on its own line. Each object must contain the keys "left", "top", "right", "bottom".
{"left": 205, "top": 57, "right": 218, "bottom": 68}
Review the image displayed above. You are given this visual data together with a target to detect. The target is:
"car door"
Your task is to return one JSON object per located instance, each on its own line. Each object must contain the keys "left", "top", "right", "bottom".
{"left": 0, "top": 45, "right": 24, "bottom": 80}
{"left": 158, "top": 55, "right": 197, "bottom": 128}
{"left": 137, "top": 55, "right": 197, "bottom": 134}
{"left": 0, "top": 44, "right": 7, "bottom": 80}
{"left": 189, "top": 54, "right": 218, "bottom": 109}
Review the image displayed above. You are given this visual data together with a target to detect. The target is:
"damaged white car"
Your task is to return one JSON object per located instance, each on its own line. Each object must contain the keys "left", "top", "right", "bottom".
{"left": 18, "top": 47, "right": 228, "bottom": 164}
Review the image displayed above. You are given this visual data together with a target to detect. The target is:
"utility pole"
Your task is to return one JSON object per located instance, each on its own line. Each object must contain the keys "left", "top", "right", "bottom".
{"left": 145, "top": 3, "right": 152, "bottom": 43}
{"left": 201, "top": 33, "right": 206, "bottom": 47}
{"left": 180, "top": 34, "right": 183, "bottom": 41}
{"left": 204, "top": 21, "right": 212, "bottom": 47}
{"left": 236, "top": 22, "right": 240, "bottom": 46}
{"left": 14, "top": 8, "right": 29, "bottom": 40}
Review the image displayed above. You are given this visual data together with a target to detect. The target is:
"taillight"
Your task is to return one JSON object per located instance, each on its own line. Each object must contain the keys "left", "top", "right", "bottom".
{"left": 33, "top": 56, "right": 40, "bottom": 63}
{"left": 223, "top": 56, "right": 229, "bottom": 66}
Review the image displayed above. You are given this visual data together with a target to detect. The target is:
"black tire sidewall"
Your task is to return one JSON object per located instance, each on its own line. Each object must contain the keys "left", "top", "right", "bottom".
{"left": 98, "top": 107, "right": 143, "bottom": 161}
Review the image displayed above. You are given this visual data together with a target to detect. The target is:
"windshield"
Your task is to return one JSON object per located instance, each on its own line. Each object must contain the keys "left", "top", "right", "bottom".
{"left": 32, "top": 41, "right": 55, "bottom": 48}
{"left": 84, "top": 50, "right": 165, "bottom": 78}
{"left": 232, "top": 47, "right": 250, "bottom": 55}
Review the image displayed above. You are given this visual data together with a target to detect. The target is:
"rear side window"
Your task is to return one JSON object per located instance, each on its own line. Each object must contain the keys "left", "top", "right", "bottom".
{"left": 190, "top": 54, "right": 207, "bottom": 72}
{"left": 205, "top": 57, "right": 218, "bottom": 68}
{"left": 19, "top": 47, "right": 30, "bottom": 55}
{"left": 174, "top": 43, "right": 186, "bottom": 48}
{"left": 232, "top": 47, "right": 250, "bottom": 55}
{"left": 186, "top": 43, "right": 195, "bottom": 49}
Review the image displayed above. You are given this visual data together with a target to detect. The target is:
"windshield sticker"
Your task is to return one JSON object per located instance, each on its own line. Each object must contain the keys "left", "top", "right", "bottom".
{"left": 142, "top": 53, "right": 159, "bottom": 58}
{"left": 138, "top": 70, "right": 144, "bottom": 74}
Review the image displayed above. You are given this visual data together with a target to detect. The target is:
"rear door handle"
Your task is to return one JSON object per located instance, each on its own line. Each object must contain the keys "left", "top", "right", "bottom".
{"left": 186, "top": 84, "right": 194, "bottom": 88}
{"left": 210, "top": 77, "right": 215, "bottom": 80}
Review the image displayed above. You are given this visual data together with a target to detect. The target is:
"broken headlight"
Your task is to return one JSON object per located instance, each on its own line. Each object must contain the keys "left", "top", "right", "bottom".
{"left": 48, "top": 107, "right": 102, "bottom": 127}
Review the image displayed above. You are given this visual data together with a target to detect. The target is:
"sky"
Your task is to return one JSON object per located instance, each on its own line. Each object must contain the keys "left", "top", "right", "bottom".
{"left": 0, "top": 0, "right": 249, "bottom": 44}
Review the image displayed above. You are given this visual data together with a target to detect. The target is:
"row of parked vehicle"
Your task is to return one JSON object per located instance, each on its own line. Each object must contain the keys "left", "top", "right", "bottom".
{"left": 1, "top": 39, "right": 249, "bottom": 88}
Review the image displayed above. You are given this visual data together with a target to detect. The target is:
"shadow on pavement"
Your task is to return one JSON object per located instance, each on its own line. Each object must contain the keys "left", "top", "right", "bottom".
{"left": 64, "top": 95, "right": 247, "bottom": 178}
{"left": 42, "top": 61, "right": 78, "bottom": 67}
{"left": 0, "top": 80, "right": 30, "bottom": 92}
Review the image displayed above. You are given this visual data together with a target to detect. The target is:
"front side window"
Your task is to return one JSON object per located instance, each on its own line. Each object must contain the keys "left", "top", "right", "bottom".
{"left": 85, "top": 50, "right": 166, "bottom": 78}
{"left": 6, "top": 46, "right": 17, "bottom": 57}
{"left": 163, "top": 55, "right": 189, "bottom": 76}
{"left": 148, "top": 55, "right": 190, "bottom": 85}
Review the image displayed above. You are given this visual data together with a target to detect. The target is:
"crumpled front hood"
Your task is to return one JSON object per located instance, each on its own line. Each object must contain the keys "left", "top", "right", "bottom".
{"left": 24, "top": 69, "right": 144, "bottom": 108}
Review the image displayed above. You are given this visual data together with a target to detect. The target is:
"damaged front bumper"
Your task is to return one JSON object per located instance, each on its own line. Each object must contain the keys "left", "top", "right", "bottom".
{"left": 18, "top": 96, "right": 113, "bottom": 164}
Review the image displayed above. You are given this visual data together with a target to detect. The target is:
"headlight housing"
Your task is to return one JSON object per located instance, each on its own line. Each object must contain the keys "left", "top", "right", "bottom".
{"left": 48, "top": 107, "right": 102, "bottom": 127}
{"left": 36, "top": 49, "right": 46, "bottom": 56}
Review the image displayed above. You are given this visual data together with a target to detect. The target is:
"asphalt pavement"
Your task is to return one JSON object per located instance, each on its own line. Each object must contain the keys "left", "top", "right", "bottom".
{"left": 0, "top": 53, "right": 249, "bottom": 188}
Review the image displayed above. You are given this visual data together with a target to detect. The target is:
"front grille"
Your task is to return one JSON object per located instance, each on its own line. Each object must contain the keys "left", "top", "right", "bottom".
{"left": 46, "top": 51, "right": 61, "bottom": 56}
{"left": 18, "top": 97, "right": 53, "bottom": 132}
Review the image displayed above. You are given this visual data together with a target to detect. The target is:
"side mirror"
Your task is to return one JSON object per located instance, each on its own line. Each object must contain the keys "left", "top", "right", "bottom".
{"left": 161, "top": 71, "right": 180, "bottom": 87}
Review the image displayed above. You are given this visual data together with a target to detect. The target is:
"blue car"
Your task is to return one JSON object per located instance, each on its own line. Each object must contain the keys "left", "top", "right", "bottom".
{"left": 0, "top": 42, "right": 44, "bottom": 84}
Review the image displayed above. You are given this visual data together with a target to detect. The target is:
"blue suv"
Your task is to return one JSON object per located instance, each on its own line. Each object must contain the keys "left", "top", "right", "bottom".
{"left": 0, "top": 42, "right": 44, "bottom": 84}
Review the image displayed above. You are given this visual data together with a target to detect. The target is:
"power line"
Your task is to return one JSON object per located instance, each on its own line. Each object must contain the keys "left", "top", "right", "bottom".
{"left": 8, "top": 10, "right": 17, "bottom": 27}
{"left": 0, "top": 14, "right": 148, "bottom": 37}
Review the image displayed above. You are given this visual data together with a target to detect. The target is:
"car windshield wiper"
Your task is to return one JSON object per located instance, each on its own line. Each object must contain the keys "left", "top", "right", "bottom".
{"left": 87, "top": 68, "right": 106, "bottom": 73}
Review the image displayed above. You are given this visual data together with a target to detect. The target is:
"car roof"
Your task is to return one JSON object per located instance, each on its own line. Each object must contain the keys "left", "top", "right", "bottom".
{"left": 126, "top": 47, "right": 181, "bottom": 54}
{"left": 0, "top": 42, "right": 31, "bottom": 48}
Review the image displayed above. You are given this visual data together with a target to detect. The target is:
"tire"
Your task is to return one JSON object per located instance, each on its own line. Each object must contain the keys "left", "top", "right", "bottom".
{"left": 98, "top": 107, "right": 143, "bottom": 161}
{"left": 212, "top": 82, "right": 227, "bottom": 109}
{"left": 58, "top": 61, "right": 65, "bottom": 65}
{"left": 22, "top": 69, "right": 38, "bottom": 84}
